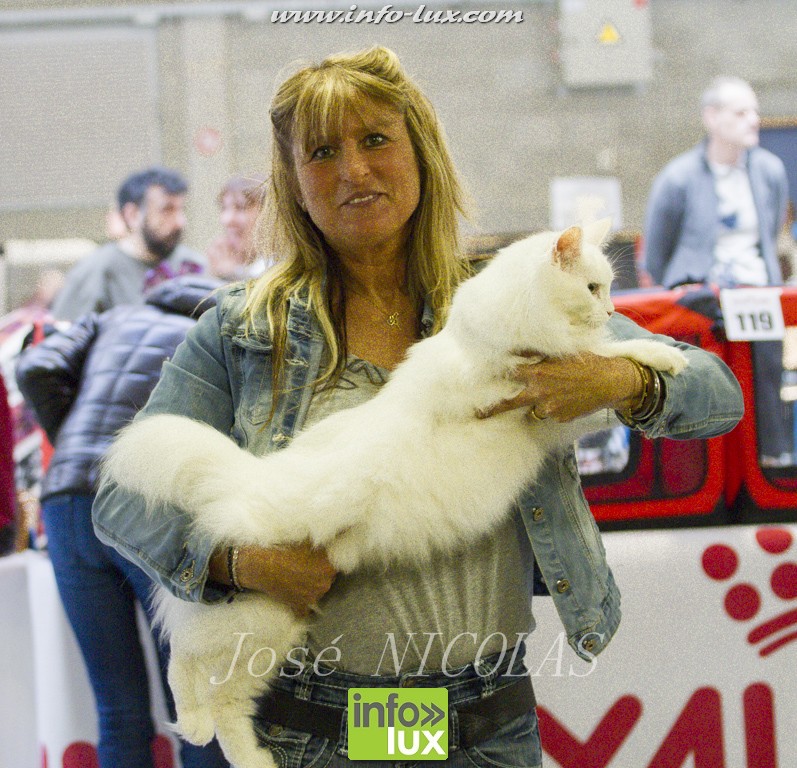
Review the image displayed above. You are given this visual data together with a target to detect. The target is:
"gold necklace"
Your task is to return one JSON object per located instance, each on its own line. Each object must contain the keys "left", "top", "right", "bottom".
{"left": 347, "top": 286, "right": 401, "bottom": 329}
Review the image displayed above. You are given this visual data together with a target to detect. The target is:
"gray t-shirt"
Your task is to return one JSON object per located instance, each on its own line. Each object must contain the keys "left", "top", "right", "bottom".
{"left": 51, "top": 242, "right": 206, "bottom": 321}
{"left": 304, "top": 356, "right": 534, "bottom": 675}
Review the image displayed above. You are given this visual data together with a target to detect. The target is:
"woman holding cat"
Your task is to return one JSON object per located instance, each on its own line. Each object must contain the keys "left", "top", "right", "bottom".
{"left": 94, "top": 46, "right": 743, "bottom": 768}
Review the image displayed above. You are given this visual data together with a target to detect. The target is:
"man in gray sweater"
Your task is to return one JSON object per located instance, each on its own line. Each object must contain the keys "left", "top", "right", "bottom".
{"left": 644, "top": 76, "right": 790, "bottom": 465}
{"left": 51, "top": 166, "right": 206, "bottom": 321}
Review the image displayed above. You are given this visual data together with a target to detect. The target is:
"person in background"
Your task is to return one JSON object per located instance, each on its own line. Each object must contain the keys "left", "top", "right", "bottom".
{"left": 206, "top": 173, "right": 268, "bottom": 281}
{"left": 779, "top": 200, "right": 797, "bottom": 283}
{"left": 16, "top": 276, "right": 228, "bottom": 768}
{"left": 643, "top": 76, "right": 790, "bottom": 466}
{"left": 50, "top": 166, "right": 206, "bottom": 321}
{"left": 93, "top": 47, "right": 743, "bottom": 767}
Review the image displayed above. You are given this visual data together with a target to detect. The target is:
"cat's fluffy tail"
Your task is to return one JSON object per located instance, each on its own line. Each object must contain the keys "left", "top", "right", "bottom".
{"left": 103, "top": 414, "right": 278, "bottom": 543}
{"left": 104, "top": 414, "right": 237, "bottom": 509}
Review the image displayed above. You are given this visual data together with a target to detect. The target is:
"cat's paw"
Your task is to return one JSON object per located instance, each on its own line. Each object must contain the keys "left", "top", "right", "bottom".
{"left": 174, "top": 709, "right": 216, "bottom": 746}
{"left": 602, "top": 340, "right": 689, "bottom": 376}
{"left": 327, "top": 532, "right": 364, "bottom": 573}
{"left": 636, "top": 345, "right": 688, "bottom": 375}
{"left": 609, "top": 339, "right": 689, "bottom": 376}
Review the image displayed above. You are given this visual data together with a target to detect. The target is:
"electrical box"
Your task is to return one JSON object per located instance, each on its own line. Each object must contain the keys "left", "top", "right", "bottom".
{"left": 558, "top": 0, "right": 652, "bottom": 88}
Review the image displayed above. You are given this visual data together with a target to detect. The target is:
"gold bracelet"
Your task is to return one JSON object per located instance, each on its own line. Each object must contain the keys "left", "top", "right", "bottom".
{"left": 227, "top": 546, "right": 244, "bottom": 592}
{"left": 623, "top": 358, "right": 649, "bottom": 417}
{"left": 637, "top": 368, "right": 663, "bottom": 420}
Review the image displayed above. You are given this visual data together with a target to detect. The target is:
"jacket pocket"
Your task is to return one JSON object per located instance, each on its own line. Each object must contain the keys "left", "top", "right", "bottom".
{"left": 231, "top": 335, "right": 274, "bottom": 425}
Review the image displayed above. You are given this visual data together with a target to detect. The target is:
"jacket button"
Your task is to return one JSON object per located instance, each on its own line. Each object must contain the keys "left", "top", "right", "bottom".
{"left": 179, "top": 563, "right": 195, "bottom": 582}
{"left": 582, "top": 637, "right": 596, "bottom": 652}
{"left": 268, "top": 725, "right": 284, "bottom": 736}
{"left": 556, "top": 579, "right": 570, "bottom": 593}
{"left": 532, "top": 507, "right": 544, "bottom": 521}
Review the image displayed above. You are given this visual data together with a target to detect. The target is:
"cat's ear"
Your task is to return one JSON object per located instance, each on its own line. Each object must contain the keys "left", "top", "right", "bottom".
{"left": 583, "top": 217, "right": 612, "bottom": 247}
{"left": 552, "top": 226, "right": 582, "bottom": 271}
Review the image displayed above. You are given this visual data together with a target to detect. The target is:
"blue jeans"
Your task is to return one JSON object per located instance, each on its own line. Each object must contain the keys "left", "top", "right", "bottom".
{"left": 254, "top": 646, "right": 542, "bottom": 768}
{"left": 42, "top": 494, "right": 229, "bottom": 768}
{"left": 752, "top": 340, "right": 792, "bottom": 458}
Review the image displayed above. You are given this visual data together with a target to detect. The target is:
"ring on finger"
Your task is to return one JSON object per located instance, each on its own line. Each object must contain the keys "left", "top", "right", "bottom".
{"left": 530, "top": 404, "right": 547, "bottom": 421}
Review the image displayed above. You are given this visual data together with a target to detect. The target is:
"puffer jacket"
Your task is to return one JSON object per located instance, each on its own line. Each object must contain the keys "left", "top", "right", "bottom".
{"left": 0, "top": 373, "right": 15, "bottom": 553}
{"left": 16, "top": 275, "right": 222, "bottom": 501}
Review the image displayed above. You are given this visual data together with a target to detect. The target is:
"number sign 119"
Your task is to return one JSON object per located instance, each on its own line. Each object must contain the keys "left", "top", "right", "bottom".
{"left": 719, "top": 288, "right": 785, "bottom": 341}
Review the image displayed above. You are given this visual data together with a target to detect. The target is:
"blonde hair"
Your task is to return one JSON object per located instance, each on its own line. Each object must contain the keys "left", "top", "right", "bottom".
{"left": 243, "top": 46, "right": 470, "bottom": 410}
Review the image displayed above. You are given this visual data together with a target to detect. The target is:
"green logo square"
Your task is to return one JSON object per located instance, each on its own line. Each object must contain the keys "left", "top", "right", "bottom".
{"left": 347, "top": 688, "right": 449, "bottom": 760}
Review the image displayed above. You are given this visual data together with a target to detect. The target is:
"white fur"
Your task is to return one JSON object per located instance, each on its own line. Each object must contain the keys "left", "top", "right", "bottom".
{"left": 103, "top": 220, "right": 687, "bottom": 767}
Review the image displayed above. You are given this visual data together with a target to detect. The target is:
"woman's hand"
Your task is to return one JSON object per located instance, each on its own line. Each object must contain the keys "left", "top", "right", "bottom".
{"left": 210, "top": 541, "right": 337, "bottom": 618}
{"left": 477, "top": 351, "right": 642, "bottom": 421}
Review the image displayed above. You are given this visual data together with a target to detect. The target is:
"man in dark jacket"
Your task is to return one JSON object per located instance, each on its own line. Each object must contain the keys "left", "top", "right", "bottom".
{"left": 16, "top": 275, "right": 229, "bottom": 768}
{"left": 0, "top": 373, "right": 16, "bottom": 555}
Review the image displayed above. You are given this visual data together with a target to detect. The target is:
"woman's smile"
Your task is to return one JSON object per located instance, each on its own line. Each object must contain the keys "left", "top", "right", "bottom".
{"left": 293, "top": 98, "right": 421, "bottom": 262}
{"left": 341, "top": 192, "right": 383, "bottom": 207}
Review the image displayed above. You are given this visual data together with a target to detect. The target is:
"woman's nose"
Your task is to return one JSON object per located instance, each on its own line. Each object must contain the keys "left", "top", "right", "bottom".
{"left": 338, "top": 147, "right": 370, "bottom": 181}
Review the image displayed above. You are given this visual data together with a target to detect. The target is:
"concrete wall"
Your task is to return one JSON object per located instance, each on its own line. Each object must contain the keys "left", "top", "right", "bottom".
{"left": 1, "top": 0, "right": 796, "bottom": 256}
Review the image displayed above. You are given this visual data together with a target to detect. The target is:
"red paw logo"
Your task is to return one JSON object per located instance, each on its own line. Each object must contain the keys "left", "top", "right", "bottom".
{"left": 41, "top": 734, "right": 174, "bottom": 768}
{"left": 701, "top": 527, "right": 797, "bottom": 657}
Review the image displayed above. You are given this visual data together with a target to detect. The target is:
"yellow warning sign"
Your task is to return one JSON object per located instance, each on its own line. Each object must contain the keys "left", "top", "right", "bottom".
{"left": 598, "top": 22, "right": 621, "bottom": 45}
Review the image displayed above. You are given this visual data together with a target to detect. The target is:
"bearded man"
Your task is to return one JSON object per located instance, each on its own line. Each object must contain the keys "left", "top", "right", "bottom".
{"left": 51, "top": 166, "right": 206, "bottom": 321}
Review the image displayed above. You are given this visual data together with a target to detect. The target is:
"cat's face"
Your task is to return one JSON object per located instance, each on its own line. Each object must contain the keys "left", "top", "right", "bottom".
{"left": 550, "top": 223, "right": 615, "bottom": 330}
{"left": 446, "top": 219, "right": 616, "bottom": 358}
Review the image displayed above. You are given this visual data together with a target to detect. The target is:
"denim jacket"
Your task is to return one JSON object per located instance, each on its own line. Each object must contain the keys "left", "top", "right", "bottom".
{"left": 93, "top": 284, "right": 743, "bottom": 661}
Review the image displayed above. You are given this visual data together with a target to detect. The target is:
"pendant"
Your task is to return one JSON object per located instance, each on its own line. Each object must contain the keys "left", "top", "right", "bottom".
{"left": 387, "top": 312, "right": 400, "bottom": 328}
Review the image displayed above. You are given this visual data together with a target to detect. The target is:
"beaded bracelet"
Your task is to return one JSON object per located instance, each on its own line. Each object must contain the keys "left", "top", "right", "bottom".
{"left": 227, "top": 546, "right": 244, "bottom": 592}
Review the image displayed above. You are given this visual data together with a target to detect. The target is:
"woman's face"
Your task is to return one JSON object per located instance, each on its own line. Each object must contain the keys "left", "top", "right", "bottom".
{"left": 291, "top": 98, "right": 421, "bottom": 262}
{"left": 220, "top": 191, "right": 259, "bottom": 255}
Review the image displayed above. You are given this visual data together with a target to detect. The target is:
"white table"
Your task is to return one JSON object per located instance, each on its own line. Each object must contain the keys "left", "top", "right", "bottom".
{"left": 0, "top": 550, "right": 176, "bottom": 768}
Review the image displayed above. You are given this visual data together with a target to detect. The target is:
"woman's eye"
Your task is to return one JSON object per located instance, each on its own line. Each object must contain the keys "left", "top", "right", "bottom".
{"left": 364, "top": 133, "right": 387, "bottom": 148}
{"left": 310, "top": 146, "right": 334, "bottom": 160}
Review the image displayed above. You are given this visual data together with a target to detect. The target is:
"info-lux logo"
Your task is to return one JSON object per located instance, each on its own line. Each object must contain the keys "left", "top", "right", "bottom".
{"left": 348, "top": 688, "right": 448, "bottom": 760}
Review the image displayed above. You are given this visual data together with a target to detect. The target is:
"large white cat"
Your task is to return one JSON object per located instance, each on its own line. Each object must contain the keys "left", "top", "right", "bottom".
{"left": 103, "top": 220, "right": 687, "bottom": 768}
